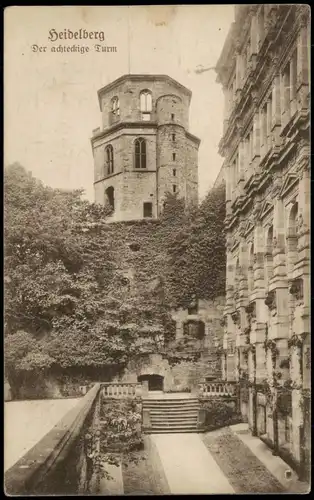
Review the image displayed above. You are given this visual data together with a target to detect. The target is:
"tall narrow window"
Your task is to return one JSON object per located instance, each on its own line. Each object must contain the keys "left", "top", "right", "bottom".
{"left": 173, "top": 168, "right": 176, "bottom": 177}
{"left": 109, "top": 97, "right": 120, "bottom": 125}
{"left": 261, "top": 103, "right": 267, "bottom": 157}
{"left": 134, "top": 137, "right": 147, "bottom": 169}
{"left": 105, "top": 186, "right": 114, "bottom": 211}
{"left": 173, "top": 184, "right": 177, "bottom": 193}
{"left": 140, "top": 90, "right": 152, "bottom": 121}
{"left": 257, "top": 6, "right": 264, "bottom": 49}
{"left": 172, "top": 153, "right": 176, "bottom": 161}
{"left": 172, "top": 134, "right": 176, "bottom": 141}
{"left": 111, "top": 97, "right": 120, "bottom": 116}
{"left": 171, "top": 113, "right": 175, "bottom": 120}
{"left": 105, "top": 145, "right": 114, "bottom": 175}
{"left": 290, "top": 48, "right": 298, "bottom": 116}
{"left": 281, "top": 62, "right": 291, "bottom": 126}
{"left": 143, "top": 202, "right": 153, "bottom": 218}
{"left": 265, "top": 225, "right": 274, "bottom": 283}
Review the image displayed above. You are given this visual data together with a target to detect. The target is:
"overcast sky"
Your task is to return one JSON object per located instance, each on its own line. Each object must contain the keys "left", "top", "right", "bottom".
{"left": 4, "top": 5, "right": 234, "bottom": 201}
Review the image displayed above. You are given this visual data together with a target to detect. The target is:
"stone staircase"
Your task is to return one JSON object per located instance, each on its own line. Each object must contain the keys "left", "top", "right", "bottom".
{"left": 142, "top": 396, "right": 201, "bottom": 434}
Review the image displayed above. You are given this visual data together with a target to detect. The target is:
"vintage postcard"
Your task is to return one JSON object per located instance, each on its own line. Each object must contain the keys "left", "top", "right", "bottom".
{"left": 4, "top": 5, "right": 310, "bottom": 495}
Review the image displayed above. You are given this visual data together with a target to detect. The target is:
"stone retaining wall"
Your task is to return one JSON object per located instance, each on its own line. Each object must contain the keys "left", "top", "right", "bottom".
{"left": 5, "top": 384, "right": 100, "bottom": 495}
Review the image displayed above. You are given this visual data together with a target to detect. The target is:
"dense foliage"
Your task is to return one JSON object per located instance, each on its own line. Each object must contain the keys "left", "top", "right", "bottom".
{"left": 4, "top": 164, "right": 226, "bottom": 392}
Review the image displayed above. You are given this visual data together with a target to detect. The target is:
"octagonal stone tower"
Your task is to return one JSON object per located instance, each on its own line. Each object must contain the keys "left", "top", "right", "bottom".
{"left": 91, "top": 74, "right": 200, "bottom": 221}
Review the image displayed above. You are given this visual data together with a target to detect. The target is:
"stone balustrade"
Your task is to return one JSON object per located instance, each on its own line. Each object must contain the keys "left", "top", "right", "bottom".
{"left": 100, "top": 382, "right": 144, "bottom": 398}
{"left": 198, "top": 381, "right": 237, "bottom": 397}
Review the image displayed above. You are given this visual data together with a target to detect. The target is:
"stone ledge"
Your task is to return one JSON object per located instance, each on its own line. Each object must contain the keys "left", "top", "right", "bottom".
{"left": 5, "top": 383, "right": 100, "bottom": 495}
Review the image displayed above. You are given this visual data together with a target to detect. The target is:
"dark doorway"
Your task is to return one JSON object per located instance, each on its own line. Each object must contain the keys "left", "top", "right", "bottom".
{"left": 138, "top": 374, "right": 164, "bottom": 391}
{"left": 143, "top": 202, "right": 153, "bottom": 218}
{"left": 105, "top": 186, "right": 115, "bottom": 211}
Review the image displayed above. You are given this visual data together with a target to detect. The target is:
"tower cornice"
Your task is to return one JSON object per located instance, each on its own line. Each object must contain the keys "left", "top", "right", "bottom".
{"left": 97, "top": 74, "right": 192, "bottom": 110}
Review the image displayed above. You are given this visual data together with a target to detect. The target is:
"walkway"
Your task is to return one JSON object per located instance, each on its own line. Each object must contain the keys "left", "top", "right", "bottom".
{"left": 4, "top": 398, "right": 81, "bottom": 472}
{"left": 151, "top": 433, "right": 235, "bottom": 494}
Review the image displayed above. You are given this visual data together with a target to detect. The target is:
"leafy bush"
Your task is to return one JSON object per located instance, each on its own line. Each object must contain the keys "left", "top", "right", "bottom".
{"left": 202, "top": 399, "right": 242, "bottom": 431}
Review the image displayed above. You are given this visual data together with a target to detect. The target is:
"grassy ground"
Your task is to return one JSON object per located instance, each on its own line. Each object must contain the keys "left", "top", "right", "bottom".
{"left": 122, "top": 436, "right": 170, "bottom": 495}
{"left": 202, "top": 427, "right": 285, "bottom": 494}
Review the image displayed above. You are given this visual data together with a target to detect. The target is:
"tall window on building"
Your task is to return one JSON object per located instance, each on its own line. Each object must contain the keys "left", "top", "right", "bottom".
{"left": 287, "top": 202, "right": 298, "bottom": 274}
{"left": 172, "top": 153, "right": 176, "bottom": 161}
{"left": 245, "top": 38, "right": 251, "bottom": 75}
{"left": 265, "top": 224, "right": 274, "bottom": 283}
{"left": 229, "top": 73, "right": 236, "bottom": 108}
{"left": 173, "top": 184, "right": 177, "bottom": 193}
{"left": 140, "top": 90, "right": 152, "bottom": 121}
{"left": 281, "top": 62, "right": 291, "bottom": 126}
{"left": 244, "top": 127, "right": 253, "bottom": 178}
{"left": 111, "top": 97, "right": 120, "bottom": 118}
{"left": 257, "top": 5, "right": 265, "bottom": 50}
{"left": 134, "top": 137, "right": 147, "bottom": 169}
{"left": 260, "top": 102, "right": 268, "bottom": 158}
{"left": 248, "top": 242, "right": 254, "bottom": 294}
{"left": 290, "top": 48, "right": 298, "bottom": 116}
{"left": 105, "top": 186, "right": 115, "bottom": 211}
{"left": 173, "top": 168, "right": 176, "bottom": 177}
{"left": 143, "top": 202, "right": 153, "bottom": 218}
{"left": 266, "top": 94, "right": 273, "bottom": 150}
{"left": 105, "top": 145, "right": 114, "bottom": 175}
{"left": 172, "top": 133, "right": 176, "bottom": 142}
{"left": 231, "top": 153, "right": 239, "bottom": 202}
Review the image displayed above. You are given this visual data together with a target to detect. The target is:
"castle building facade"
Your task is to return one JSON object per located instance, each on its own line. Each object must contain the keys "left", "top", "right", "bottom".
{"left": 216, "top": 5, "right": 310, "bottom": 479}
{"left": 91, "top": 74, "right": 200, "bottom": 221}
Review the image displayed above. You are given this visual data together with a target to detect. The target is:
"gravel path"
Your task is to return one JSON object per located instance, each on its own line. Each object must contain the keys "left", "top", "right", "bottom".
{"left": 202, "top": 427, "right": 285, "bottom": 494}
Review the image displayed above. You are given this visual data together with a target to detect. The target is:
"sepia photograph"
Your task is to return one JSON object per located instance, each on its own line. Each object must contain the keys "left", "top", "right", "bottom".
{"left": 4, "top": 4, "right": 311, "bottom": 495}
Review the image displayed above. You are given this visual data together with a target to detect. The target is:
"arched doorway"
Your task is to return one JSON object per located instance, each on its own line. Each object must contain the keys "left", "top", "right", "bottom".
{"left": 138, "top": 374, "right": 164, "bottom": 391}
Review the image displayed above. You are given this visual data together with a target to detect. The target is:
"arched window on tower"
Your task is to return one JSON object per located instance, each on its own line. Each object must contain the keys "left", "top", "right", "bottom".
{"left": 105, "top": 186, "right": 115, "bottom": 212}
{"left": 134, "top": 137, "right": 147, "bottom": 169}
{"left": 105, "top": 145, "right": 114, "bottom": 175}
{"left": 110, "top": 96, "right": 120, "bottom": 125}
{"left": 112, "top": 96, "right": 120, "bottom": 116}
{"left": 140, "top": 90, "right": 152, "bottom": 121}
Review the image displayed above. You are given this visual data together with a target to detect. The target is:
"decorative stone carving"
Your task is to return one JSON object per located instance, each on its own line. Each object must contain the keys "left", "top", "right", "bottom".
{"left": 296, "top": 213, "right": 304, "bottom": 234}
{"left": 289, "top": 278, "right": 304, "bottom": 301}
{"left": 220, "top": 316, "right": 227, "bottom": 328}
{"left": 304, "top": 347, "right": 311, "bottom": 369}
{"left": 265, "top": 290, "right": 276, "bottom": 311}
{"left": 271, "top": 177, "right": 282, "bottom": 198}
{"left": 231, "top": 310, "right": 241, "bottom": 327}
{"left": 288, "top": 333, "right": 303, "bottom": 349}
{"left": 245, "top": 301, "right": 256, "bottom": 323}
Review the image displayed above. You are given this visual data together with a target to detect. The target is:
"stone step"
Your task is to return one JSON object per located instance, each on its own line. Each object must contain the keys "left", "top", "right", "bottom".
{"left": 143, "top": 401, "right": 199, "bottom": 407}
{"left": 149, "top": 411, "right": 199, "bottom": 417}
{"left": 150, "top": 419, "right": 198, "bottom": 425}
{"left": 150, "top": 412, "right": 198, "bottom": 418}
{"left": 145, "top": 429, "right": 202, "bottom": 434}
{"left": 142, "top": 398, "right": 199, "bottom": 403}
{"left": 149, "top": 421, "right": 199, "bottom": 428}
{"left": 143, "top": 407, "right": 199, "bottom": 413}
{"left": 144, "top": 426, "right": 202, "bottom": 434}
